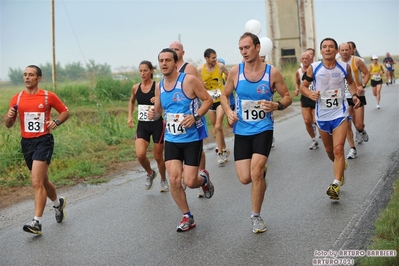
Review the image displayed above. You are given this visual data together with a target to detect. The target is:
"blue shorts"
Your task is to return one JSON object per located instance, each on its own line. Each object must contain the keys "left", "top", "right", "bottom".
{"left": 317, "top": 117, "right": 348, "bottom": 135}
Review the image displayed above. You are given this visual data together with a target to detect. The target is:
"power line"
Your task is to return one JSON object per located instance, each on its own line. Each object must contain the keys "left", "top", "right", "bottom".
{"left": 61, "top": 0, "right": 87, "bottom": 65}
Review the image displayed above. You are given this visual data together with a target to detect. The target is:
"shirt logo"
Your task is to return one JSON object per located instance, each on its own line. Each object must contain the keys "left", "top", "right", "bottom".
{"left": 256, "top": 84, "right": 270, "bottom": 95}
{"left": 38, "top": 103, "right": 44, "bottom": 108}
{"left": 173, "top": 92, "right": 185, "bottom": 102}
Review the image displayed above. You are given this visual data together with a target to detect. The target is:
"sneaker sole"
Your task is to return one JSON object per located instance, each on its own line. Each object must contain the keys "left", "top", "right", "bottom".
{"left": 176, "top": 223, "right": 196, "bottom": 232}
{"left": 326, "top": 188, "right": 339, "bottom": 200}
{"left": 252, "top": 228, "right": 267, "bottom": 234}
{"left": 23, "top": 226, "right": 42, "bottom": 235}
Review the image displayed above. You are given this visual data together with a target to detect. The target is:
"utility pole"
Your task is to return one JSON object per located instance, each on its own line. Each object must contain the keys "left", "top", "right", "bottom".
{"left": 51, "top": 0, "right": 57, "bottom": 91}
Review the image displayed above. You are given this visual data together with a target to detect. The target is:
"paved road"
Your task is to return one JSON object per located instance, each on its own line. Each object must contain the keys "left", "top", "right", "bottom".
{"left": 1, "top": 82, "right": 398, "bottom": 266}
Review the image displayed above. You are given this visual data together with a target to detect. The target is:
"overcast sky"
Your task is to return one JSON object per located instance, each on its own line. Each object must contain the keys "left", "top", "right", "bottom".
{"left": 1, "top": 0, "right": 398, "bottom": 81}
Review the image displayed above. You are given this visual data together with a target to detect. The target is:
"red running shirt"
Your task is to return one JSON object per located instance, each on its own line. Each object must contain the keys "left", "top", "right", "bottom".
{"left": 9, "top": 89, "right": 69, "bottom": 138}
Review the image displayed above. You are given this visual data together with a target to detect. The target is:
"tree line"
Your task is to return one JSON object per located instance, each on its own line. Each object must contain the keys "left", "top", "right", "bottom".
{"left": 8, "top": 60, "right": 112, "bottom": 85}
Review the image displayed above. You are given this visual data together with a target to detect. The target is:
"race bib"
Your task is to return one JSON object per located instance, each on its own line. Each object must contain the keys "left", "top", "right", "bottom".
{"left": 373, "top": 74, "right": 381, "bottom": 81}
{"left": 207, "top": 89, "right": 221, "bottom": 101}
{"left": 24, "top": 112, "right": 45, "bottom": 133}
{"left": 320, "top": 89, "right": 343, "bottom": 109}
{"left": 241, "top": 100, "right": 267, "bottom": 121}
{"left": 386, "top": 63, "right": 391, "bottom": 68}
{"left": 166, "top": 113, "right": 186, "bottom": 135}
{"left": 138, "top": 104, "right": 154, "bottom": 121}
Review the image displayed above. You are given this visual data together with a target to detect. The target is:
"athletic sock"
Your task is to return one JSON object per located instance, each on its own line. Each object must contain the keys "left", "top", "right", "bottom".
{"left": 201, "top": 175, "right": 208, "bottom": 186}
{"left": 184, "top": 212, "right": 193, "bottom": 218}
{"left": 52, "top": 197, "right": 60, "bottom": 207}
{"left": 251, "top": 213, "right": 260, "bottom": 218}
{"left": 333, "top": 179, "right": 340, "bottom": 186}
{"left": 34, "top": 216, "right": 42, "bottom": 224}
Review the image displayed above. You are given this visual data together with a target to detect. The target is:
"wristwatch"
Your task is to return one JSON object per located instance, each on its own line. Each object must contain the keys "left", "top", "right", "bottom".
{"left": 361, "top": 84, "right": 366, "bottom": 89}
{"left": 193, "top": 113, "right": 201, "bottom": 121}
{"left": 53, "top": 119, "right": 60, "bottom": 126}
{"left": 277, "top": 101, "right": 284, "bottom": 110}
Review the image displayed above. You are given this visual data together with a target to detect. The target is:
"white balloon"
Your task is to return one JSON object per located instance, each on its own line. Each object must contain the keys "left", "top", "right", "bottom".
{"left": 245, "top": 19, "right": 262, "bottom": 35}
{"left": 259, "top": 37, "right": 273, "bottom": 56}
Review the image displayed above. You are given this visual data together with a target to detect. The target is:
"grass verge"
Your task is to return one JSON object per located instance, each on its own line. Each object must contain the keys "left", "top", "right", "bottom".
{"left": 357, "top": 174, "right": 399, "bottom": 266}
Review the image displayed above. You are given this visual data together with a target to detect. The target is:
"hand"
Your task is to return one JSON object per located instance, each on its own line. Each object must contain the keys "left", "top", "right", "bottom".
{"left": 295, "top": 89, "right": 299, "bottom": 96}
{"left": 180, "top": 114, "right": 195, "bottom": 128}
{"left": 226, "top": 110, "right": 238, "bottom": 127}
{"left": 260, "top": 100, "right": 276, "bottom": 112}
{"left": 309, "top": 91, "right": 320, "bottom": 102}
{"left": 357, "top": 86, "right": 364, "bottom": 95}
{"left": 353, "top": 96, "right": 361, "bottom": 109}
{"left": 46, "top": 120, "right": 59, "bottom": 130}
{"left": 127, "top": 118, "right": 134, "bottom": 128}
{"left": 7, "top": 106, "right": 18, "bottom": 118}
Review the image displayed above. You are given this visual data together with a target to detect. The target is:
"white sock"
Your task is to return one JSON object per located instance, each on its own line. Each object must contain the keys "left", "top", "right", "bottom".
{"left": 333, "top": 179, "right": 341, "bottom": 186}
{"left": 251, "top": 212, "right": 260, "bottom": 218}
{"left": 34, "top": 216, "right": 42, "bottom": 224}
{"left": 52, "top": 197, "right": 60, "bottom": 207}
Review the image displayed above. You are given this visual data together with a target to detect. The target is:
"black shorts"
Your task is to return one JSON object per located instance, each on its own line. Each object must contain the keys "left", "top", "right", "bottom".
{"left": 164, "top": 140, "right": 203, "bottom": 166}
{"left": 234, "top": 130, "right": 273, "bottom": 160}
{"left": 371, "top": 79, "right": 383, "bottom": 87}
{"left": 300, "top": 95, "right": 316, "bottom": 109}
{"left": 347, "top": 96, "right": 367, "bottom": 107}
{"left": 210, "top": 101, "right": 221, "bottom": 111}
{"left": 136, "top": 119, "right": 165, "bottom": 144}
{"left": 21, "top": 134, "right": 54, "bottom": 170}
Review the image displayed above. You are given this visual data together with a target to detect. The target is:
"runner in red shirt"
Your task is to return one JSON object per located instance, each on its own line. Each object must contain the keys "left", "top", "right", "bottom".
{"left": 5, "top": 65, "right": 70, "bottom": 235}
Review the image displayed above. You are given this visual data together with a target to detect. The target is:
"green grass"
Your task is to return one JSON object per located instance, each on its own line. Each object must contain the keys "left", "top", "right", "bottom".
{"left": 358, "top": 175, "right": 399, "bottom": 266}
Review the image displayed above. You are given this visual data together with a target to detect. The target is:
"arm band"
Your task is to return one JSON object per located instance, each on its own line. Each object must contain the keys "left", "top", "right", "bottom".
{"left": 302, "top": 72, "right": 313, "bottom": 82}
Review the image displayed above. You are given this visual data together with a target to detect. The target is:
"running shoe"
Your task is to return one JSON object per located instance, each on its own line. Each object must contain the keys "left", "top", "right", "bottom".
{"left": 54, "top": 197, "right": 66, "bottom": 223}
{"left": 197, "top": 187, "right": 205, "bottom": 198}
{"left": 200, "top": 169, "right": 214, "bottom": 199}
{"left": 176, "top": 214, "right": 196, "bottom": 232}
{"left": 326, "top": 183, "right": 340, "bottom": 200}
{"left": 347, "top": 148, "right": 357, "bottom": 159}
{"left": 160, "top": 180, "right": 169, "bottom": 192}
{"left": 251, "top": 216, "right": 267, "bottom": 234}
{"left": 355, "top": 131, "right": 363, "bottom": 144}
{"left": 360, "top": 130, "right": 369, "bottom": 142}
{"left": 341, "top": 160, "right": 348, "bottom": 187}
{"left": 23, "top": 219, "right": 42, "bottom": 235}
{"left": 377, "top": 105, "right": 380, "bottom": 109}
{"left": 263, "top": 164, "right": 268, "bottom": 179}
{"left": 309, "top": 140, "right": 319, "bottom": 150}
{"left": 222, "top": 148, "right": 230, "bottom": 163}
{"left": 217, "top": 153, "right": 225, "bottom": 167}
{"left": 271, "top": 138, "right": 276, "bottom": 148}
{"left": 145, "top": 169, "right": 157, "bottom": 190}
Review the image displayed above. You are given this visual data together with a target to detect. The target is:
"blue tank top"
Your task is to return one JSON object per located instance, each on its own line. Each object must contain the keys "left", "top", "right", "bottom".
{"left": 234, "top": 63, "right": 274, "bottom": 135}
{"left": 159, "top": 73, "right": 208, "bottom": 143}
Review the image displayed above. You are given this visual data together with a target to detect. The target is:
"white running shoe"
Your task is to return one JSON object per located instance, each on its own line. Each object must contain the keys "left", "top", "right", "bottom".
{"left": 217, "top": 153, "right": 225, "bottom": 167}
{"left": 360, "top": 130, "right": 369, "bottom": 142}
{"left": 347, "top": 148, "right": 357, "bottom": 159}
{"left": 355, "top": 131, "right": 363, "bottom": 144}
{"left": 309, "top": 140, "right": 318, "bottom": 150}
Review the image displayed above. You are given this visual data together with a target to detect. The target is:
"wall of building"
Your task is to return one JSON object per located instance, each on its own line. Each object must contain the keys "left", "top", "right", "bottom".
{"left": 265, "top": 0, "right": 316, "bottom": 68}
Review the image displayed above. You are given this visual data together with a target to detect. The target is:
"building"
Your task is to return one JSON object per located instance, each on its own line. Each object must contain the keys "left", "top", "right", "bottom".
{"left": 265, "top": 0, "right": 317, "bottom": 68}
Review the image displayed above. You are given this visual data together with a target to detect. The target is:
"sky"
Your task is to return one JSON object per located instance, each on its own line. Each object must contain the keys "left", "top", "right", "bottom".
{"left": 1, "top": 0, "right": 398, "bottom": 81}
